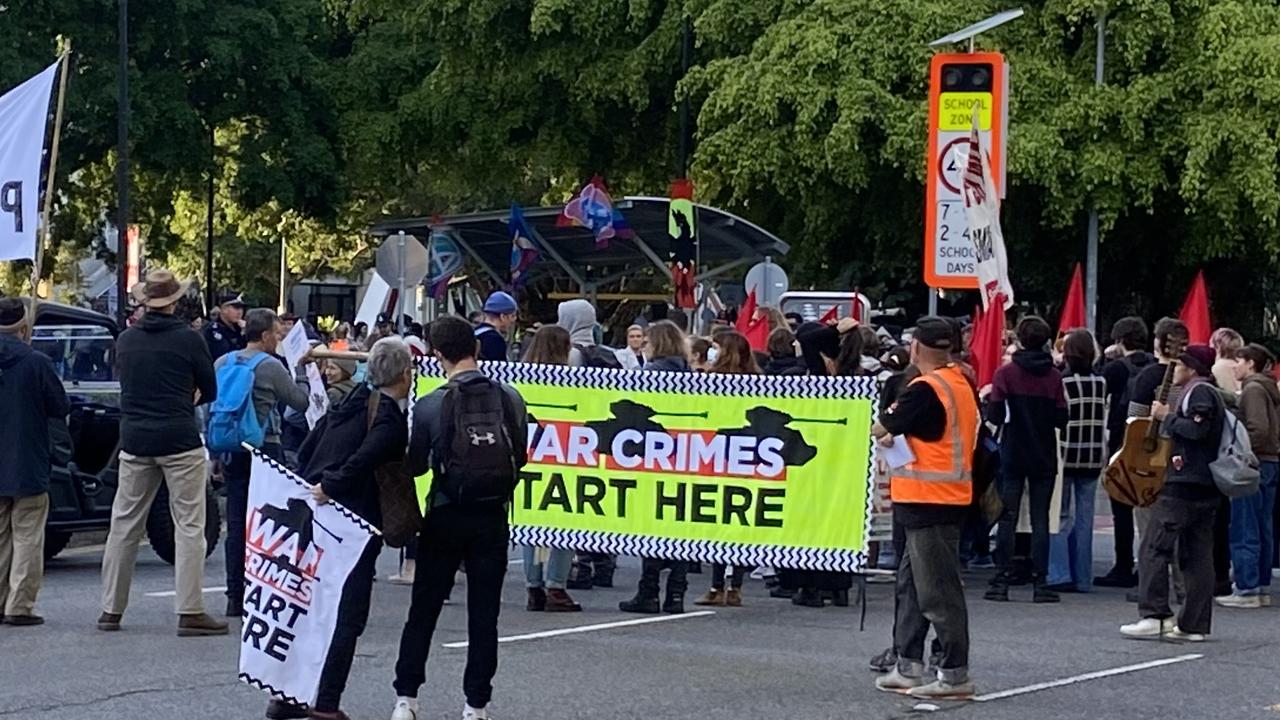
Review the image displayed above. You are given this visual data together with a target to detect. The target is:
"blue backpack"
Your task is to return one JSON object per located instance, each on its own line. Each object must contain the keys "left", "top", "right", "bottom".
{"left": 207, "top": 352, "right": 270, "bottom": 453}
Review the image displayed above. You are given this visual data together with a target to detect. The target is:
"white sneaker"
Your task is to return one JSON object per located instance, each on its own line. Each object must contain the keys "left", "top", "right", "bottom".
{"left": 391, "top": 698, "right": 418, "bottom": 720}
{"left": 462, "top": 704, "right": 490, "bottom": 720}
{"left": 1262, "top": 594, "right": 1272, "bottom": 608}
{"left": 875, "top": 667, "right": 924, "bottom": 693}
{"left": 1215, "top": 593, "right": 1263, "bottom": 609}
{"left": 908, "top": 679, "right": 975, "bottom": 700}
{"left": 1120, "top": 617, "right": 1175, "bottom": 638}
{"left": 1168, "top": 627, "right": 1207, "bottom": 642}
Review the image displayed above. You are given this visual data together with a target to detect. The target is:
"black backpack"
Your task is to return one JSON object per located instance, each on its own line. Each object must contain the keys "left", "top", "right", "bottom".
{"left": 575, "top": 343, "right": 624, "bottom": 370}
{"left": 436, "top": 375, "right": 525, "bottom": 505}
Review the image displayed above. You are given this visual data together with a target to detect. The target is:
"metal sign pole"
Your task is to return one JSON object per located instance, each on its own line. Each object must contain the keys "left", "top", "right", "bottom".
{"left": 396, "top": 230, "right": 407, "bottom": 334}
{"left": 1085, "top": 10, "right": 1105, "bottom": 333}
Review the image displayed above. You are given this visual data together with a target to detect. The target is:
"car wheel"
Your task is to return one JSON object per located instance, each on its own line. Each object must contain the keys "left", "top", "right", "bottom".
{"left": 43, "top": 530, "right": 73, "bottom": 562}
{"left": 147, "top": 483, "right": 221, "bottom": 566}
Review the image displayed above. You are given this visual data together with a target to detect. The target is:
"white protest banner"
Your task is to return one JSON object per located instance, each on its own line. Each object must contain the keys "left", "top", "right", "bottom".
{"left": 280, "top": 320, "right": 310, "bottom": 370}
{"left": 304, "top": 364, "right": 328, "bottom": 429}
{"left": 0, "top": 61, "right": 59, "bottom": 262}
{"left": 960, "top": 115, "right": 1014, "bottom": 311}
{"left": 238, "top": 451, "right": 376, "bottom": 707}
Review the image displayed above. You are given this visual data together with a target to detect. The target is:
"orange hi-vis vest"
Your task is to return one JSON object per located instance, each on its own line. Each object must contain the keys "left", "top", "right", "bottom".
{"left": 890, "top": 365, "right": 978, "bottom": 506}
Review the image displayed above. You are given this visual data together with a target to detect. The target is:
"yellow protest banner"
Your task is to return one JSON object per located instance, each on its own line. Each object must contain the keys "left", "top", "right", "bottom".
{"left": 414, "top": 363, "right": 876, "bottom": 571}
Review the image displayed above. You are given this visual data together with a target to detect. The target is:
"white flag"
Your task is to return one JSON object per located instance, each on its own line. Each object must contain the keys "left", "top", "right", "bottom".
{"left": 0, "top": 61, "right": 59, "bottom": 262}
{"left": 238, "top": 452, "right": 376, "bottom": 707}
{"left": 961, "top": 118, "right": 1014, "bottom": 311}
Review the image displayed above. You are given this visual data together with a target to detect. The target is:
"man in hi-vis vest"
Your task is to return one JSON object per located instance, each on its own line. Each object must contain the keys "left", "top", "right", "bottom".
{"left": 872, "top": 317, "right": 979, "bottom": 700}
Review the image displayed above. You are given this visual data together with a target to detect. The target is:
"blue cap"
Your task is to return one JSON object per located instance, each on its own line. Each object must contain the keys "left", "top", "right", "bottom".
{"left": 483, "top": 291, "right": 518, "bottom": 315}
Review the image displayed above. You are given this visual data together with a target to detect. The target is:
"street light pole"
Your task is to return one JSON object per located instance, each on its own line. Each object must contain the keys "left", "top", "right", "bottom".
{"left": 116, "top": 0, "right": 129, "bottom": 324}
{"left": 1085, "top": 9, "right": 1105, "bottom": 333}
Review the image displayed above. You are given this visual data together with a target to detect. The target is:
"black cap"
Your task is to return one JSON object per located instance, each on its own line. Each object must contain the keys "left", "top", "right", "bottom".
{"left": 913, "top": 316, "right": 955, "bottom": 350}
{"left": 376, "top": 312, "right": 393, "bottom": 326}
{"left": 218, "top": 292, "right": 247, "bottom": 308}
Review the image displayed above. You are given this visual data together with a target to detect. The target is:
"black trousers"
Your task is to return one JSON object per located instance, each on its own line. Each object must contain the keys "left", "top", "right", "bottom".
{"left": 995, "top": 468, "right": 1054, "bottom": 579}
{"left": 1110, "top": 499, "right": 1136, "bottom": 574}
{"left": 1137, "top": 494, "right": 1218, "bottom": 635}
{"left": 638, "top": 558, "right": 688, "bottom": 599}
{"left": 314, "top": 539, "right": 381, "bottom": 711}
{"left": 1213, "top": 496, "right": 1232, "bottom": 595}
{"left": 710, "top": 563, "right": 749, "bottom": 590}
{"left": 393, "top": 504, "right": 508, "bottom": 709}
{"left": 895, "top": 523, "right": 969, "bottom": 683}
{"left": 225, "top": 443, "right": 283, "bottom": 603}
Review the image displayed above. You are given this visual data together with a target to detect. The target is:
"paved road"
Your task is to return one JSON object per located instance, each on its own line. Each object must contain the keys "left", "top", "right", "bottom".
{"left": 3, "top": 535, "right": 1278, "bottom": 720}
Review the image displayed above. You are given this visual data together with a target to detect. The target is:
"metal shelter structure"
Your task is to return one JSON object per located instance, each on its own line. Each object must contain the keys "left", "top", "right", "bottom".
{"left": 367, "top": 196, "right": 790, "bottom": 298}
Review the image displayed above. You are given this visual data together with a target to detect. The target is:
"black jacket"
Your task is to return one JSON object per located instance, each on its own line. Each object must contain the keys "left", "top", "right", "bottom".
{"left": 0, "top": 334, "right": 70, "bottom": 496}
{"left": 989, "top": 349, "right": 1067, "bottom": 475}
{"left": 1163, "top": 379, "right": 1223, "bottom": 499}
{"left": 298, "top": 384, "right": 408, "bottom": 525}
{"left": 644, "top": 355, "right": 690, "bottom": 373}
{"left": 763, "top": 355, "right": 807, "bottom": 377}
{"left": 203, "top": 318, "right": 245, "bottom": 362}
{"left": 118, "top": 312, "right": 218, "bottom": 457}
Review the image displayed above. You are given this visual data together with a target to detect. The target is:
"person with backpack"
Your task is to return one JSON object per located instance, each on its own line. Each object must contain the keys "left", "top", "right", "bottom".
{"left": 1122, "top": 345, "right": 1225, "bottom": 641}
{"left": 391, "top": 316, "right": 528, "bottom": 720}
{"left": 211, "top": 308, "right": 310, "bottom": 618}
{"left": 263, "top": 338, "right": 413, "bottom": 720}
{"left": 558, "top": 298, "right": 621, "bottom": 590}
{"left": 98, "top": 270, "right": 224, "bottom": 636}
{"left": 475, "top": 291, "right": 518, "bottom": 362}
{"left": 1096, "top": 317, "right": 1153, "bottom": 588}
{"left": 1218, "top": 343, "right": 1279, "bottom": 609}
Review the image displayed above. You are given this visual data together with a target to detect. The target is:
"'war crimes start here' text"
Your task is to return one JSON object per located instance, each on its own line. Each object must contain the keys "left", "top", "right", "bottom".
{"left": 515, "top": 404, "right": 823, "bottom": 528}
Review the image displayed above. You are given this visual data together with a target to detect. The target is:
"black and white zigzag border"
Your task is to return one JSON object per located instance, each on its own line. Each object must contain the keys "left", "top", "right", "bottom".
{"left": 239, "top": 673, "right": 306, "bottom": 708}
{"left": 415, "top": 359, "right": 879, "bottom": 399}
{"left": 250, "top": 448, "right": 381, "bottom": 537}
{"left": 512, "top": 526, "right": 865, "bottom": 573}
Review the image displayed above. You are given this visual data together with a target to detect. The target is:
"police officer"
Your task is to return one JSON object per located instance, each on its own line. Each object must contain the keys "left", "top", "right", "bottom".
{"left": 872, "top": 316, "right": 979, "bottom": 700}
{"left": 203, "top": 293, "right": 247, "bottom": 361}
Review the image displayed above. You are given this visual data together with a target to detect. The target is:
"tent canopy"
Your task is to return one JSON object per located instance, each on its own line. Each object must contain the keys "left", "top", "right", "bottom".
{"left": 367, "top": 196, "right": 789, "bottom": 293}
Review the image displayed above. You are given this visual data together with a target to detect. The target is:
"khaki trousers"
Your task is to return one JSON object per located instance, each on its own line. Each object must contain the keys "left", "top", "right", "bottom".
{"left": 100, "top": 447, "right": 209, "bottom": 615}
{"left": 0, "top": 494, "right": 51, "bottom": 617}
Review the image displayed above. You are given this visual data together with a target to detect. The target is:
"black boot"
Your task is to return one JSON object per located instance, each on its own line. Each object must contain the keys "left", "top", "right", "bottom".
{"left": 566, "top": 562, "right": 593, "bottom": 590}
{"left": 1033, "top": 579, "right": 1061, "bottom": 604}
{"left": 619, "top": 593, "right": 660, "bottom": 614}
{"left": 831, "top": 589, "right": 850, "bottom": 607}
{"left": 984, "top": 574, "right": 1010, "bottom": 602}
{"left": 663, "top": 590, "right": 685, "bottom": 614}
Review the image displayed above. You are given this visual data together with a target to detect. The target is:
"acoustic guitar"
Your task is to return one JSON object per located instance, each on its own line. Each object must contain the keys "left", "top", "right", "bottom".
{"left": 1103, "top": 339, "right": 1185, "bottom": 508}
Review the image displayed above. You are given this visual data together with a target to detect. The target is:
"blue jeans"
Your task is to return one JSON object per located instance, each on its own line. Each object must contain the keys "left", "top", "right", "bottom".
{"left": 1229, "top": 460, "right": 1278, "bottom": 594}
{"left": 523, "top": 546, "right": 574, "bottom": 590}
{"left": 1047, "top": 472, "right": 1098, "bottom": 591}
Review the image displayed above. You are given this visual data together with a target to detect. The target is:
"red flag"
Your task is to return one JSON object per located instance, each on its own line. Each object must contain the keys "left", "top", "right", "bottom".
{"left": 819, "top": 305, "right": 839, "bottom": 324}
{"left": 970, "top": 296, "right": 1006, "bottom": 390}
{"left": 851, "top": 287, "right": 863, "bottom": 323}
{"left": 1179, "top": 270, "right": 1211, "bottom": 345}
{"left": 1057, "top": 263, "right": 1086, "bottom": 335}
{"left": 735, "top": 289, "right": 758, "bottom": 334}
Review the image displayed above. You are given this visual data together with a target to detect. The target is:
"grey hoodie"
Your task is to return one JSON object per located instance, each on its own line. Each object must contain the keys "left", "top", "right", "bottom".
{"left": 558, "top": 299, "right": 598, "bottom": 366}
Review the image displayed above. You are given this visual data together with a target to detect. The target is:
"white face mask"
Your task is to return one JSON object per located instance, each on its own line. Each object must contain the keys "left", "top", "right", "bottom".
{"left": 707, "top": 346, "right": 720, "bottom": 364}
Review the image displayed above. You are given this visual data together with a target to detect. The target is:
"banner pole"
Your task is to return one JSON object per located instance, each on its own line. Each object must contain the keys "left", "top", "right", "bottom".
{"left": 33, "top": 47, "right": 72, "bottom": 302}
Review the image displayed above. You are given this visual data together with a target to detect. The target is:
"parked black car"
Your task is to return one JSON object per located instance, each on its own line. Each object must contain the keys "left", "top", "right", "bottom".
{"left": 30, "top": 300, "right": 220, "bottom": 563}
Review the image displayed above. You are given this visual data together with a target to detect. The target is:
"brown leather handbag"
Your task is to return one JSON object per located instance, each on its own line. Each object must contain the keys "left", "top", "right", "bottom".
{"left": 367, "top": 392, "right": 421, "bottom": 548}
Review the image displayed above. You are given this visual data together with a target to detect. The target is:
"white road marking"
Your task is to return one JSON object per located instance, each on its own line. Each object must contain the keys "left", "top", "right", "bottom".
{"left": 145, "top": 586, "right": 227, "bottom": 598}
{"left": 441, "top": 610, "right": 717, "bottom": 648}
{"left": 973, "top": 653, "right": 1204, "bottom": 702}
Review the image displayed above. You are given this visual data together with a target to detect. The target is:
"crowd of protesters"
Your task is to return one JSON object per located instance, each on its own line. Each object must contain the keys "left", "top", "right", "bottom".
{"left": 3, "top": 269, "right": 1278, "bottom": 715}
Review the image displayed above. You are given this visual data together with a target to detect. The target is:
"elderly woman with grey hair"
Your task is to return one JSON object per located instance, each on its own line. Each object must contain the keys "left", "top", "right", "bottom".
{"left": 267, "top": 336, "right": 413, "bottom": 720}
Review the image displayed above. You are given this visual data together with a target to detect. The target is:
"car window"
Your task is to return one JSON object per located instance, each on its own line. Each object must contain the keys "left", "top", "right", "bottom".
{"left": 32, "top": 325, "right": 118, "bottom": 383}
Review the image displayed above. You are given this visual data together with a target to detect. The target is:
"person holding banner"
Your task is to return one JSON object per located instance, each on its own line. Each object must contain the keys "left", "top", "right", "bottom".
{"left": 263, "top": 337, "right": 414, "bottom": 720}
{"left": 873, "top": 317, "right": 978, "bottom": 700}
{"left": 392, "top": 316, "right": 528, "bottom": 720}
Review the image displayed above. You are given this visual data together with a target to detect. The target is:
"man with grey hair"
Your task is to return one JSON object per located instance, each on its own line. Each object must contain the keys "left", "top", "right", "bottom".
{"left": 0, "top": 298, "right": 70, "bottom": 626}
{"left": 265, "top": 336, "right": 412, "bottom": 720}
{"left": 214, "top": 308, "right": 310, "bottom": 619}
